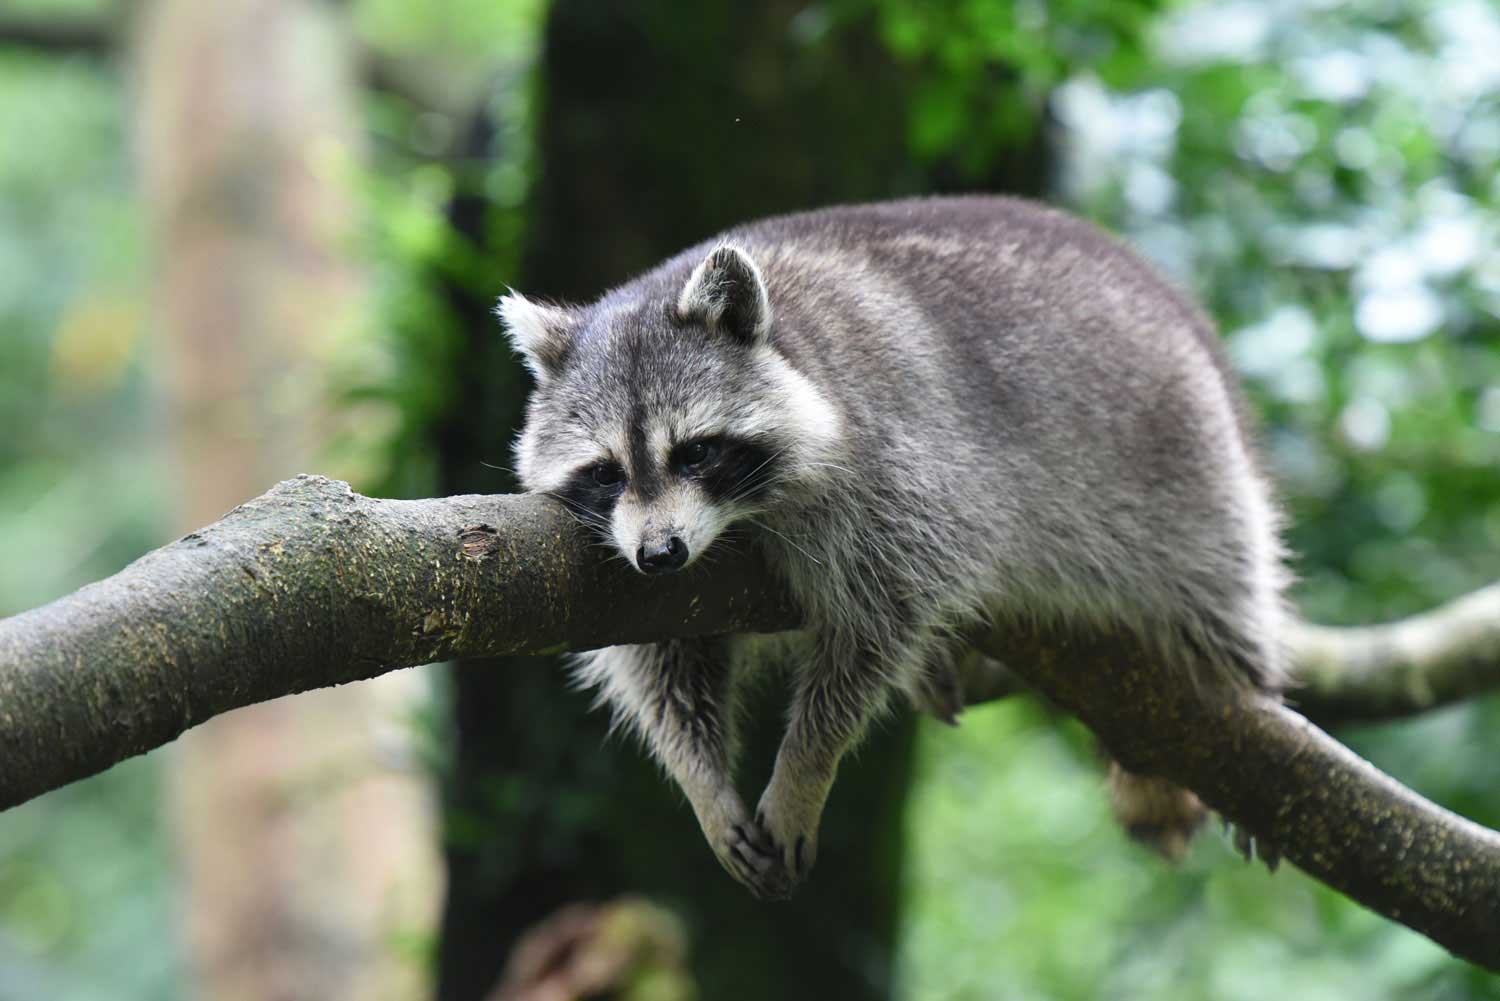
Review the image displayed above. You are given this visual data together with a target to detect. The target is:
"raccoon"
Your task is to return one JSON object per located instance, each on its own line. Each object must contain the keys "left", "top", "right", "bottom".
{"left": 500, "top": 195, "right": 1289, "bottom": 899}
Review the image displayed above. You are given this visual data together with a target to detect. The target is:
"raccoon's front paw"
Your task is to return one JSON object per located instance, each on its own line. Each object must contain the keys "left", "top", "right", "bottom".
{"left": 697, "top": 792, "right": 793, "bottom": 900}
{"left": 721, "top": 820, "right": 794, "bottom": 901}
{"left": 753, "top": 788, "right": 821, "bottom": 891}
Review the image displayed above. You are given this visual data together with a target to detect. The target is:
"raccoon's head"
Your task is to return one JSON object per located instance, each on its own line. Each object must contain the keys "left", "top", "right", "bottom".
{"left": 499, "top": 245, "right": 842, "bottom": 575}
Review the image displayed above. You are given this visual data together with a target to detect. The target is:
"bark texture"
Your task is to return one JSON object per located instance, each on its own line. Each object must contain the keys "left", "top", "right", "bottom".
{"left": 0, "top": 476, "right": 1498, "bottom": 969}
{"left": 0, "top": 477, "right": 790, "bottom": 813}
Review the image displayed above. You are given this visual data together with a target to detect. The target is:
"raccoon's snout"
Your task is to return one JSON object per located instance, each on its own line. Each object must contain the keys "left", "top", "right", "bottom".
{"left": 638, "top": 536, "right": 689, "bottom": 575}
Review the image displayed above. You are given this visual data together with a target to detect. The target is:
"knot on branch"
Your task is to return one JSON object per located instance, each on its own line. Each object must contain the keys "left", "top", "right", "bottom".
{"left": 460, "top": 523, "right": 501, "bottom": 561}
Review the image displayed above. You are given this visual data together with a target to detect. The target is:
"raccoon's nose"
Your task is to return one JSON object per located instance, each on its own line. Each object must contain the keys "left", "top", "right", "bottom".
{"left": 638, "top": 536, "right": 688, "bottom": 574}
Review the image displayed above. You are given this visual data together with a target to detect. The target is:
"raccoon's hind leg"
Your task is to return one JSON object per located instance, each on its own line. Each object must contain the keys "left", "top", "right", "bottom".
{"left": 579, "top": 640, "right": 788, "bottom": 899}
{"left": 905, "top": 637, "right": 1026, "bottom": 724}
{"left": 1109, "top": 585, "right": 1287, "bottom": 861}
{"left": 906, "top": 641, "right": 968, "bottom": 726}
{"left": 1107, "top": 761, "right": 1207, "bottom": 861}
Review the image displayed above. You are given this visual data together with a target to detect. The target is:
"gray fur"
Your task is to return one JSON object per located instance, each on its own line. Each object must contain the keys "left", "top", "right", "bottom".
{"left": 501, "top": 195, "right": 1290, "bottom": 898}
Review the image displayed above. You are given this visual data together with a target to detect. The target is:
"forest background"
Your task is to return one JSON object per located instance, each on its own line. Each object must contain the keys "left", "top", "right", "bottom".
{"left": 1, "top": 0, "right": 1498, "bottom": 998}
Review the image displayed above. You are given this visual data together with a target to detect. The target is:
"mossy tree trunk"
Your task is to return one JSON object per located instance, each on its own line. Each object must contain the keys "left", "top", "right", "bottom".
{"left": 432, "top": 3, "right": 1050, "bottom": 997}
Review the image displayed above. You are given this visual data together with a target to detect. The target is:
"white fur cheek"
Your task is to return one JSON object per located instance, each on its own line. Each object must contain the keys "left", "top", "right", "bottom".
{"left": 513, "top": 428, "right": 547, "bottom": 491}
{"left": 674, "top": 489, "right": 733, "bottom": 565}
{"left": 754, "top": 347, "right": 844, "bottom": 464}
{"left": 515, "top": 415, "right": 623, "bottom": 495}
{"left": 515, "top": 432, "right": 596, "bottom": 494}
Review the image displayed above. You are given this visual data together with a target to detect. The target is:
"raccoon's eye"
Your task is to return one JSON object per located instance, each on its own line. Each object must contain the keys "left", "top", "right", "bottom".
{"left": 675, "top": 439, "right": 720, "bottom": 472}
{"left": 591, "top": 461, "right": 625, "bottom": 487}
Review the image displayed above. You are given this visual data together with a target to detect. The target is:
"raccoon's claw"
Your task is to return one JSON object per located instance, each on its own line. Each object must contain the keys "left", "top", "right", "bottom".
{"left": 753, "top": 803, "right": 819, "bottom": 890}
{"left": 909, "top": 673, "right": 965, "bottom": 726}
{"left": 908, "top": 649, "right": 967, "bottom": 726}
{"left": 719, "top": 821, "right": 793, "bottom": 901}
{"left": 1227, "top": 821, "right": 1282, "bottom": 872}
{"left": 695, "top": 789, "right": 794, "bottom": 899}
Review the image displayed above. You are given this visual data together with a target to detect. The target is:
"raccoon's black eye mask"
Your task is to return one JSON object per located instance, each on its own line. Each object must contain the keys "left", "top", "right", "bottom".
{"left": 591, "top": 461, "right": 625, "bottom": 487}
{"left": 551, "top": 433, "right": 785, "bottom": 532}
{"left": 689, "top": 435, "right": 784, "bottom": 505}
{"left": 552, "top": 461, "right": 627, "bottom": 530}
{"left": 670, "top": 437, "right": 721, "bottom": 474}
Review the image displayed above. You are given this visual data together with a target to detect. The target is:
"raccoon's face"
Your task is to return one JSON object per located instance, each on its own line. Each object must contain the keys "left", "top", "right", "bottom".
{"left": 500, "top": 245, "right": 841, "bottom": 575}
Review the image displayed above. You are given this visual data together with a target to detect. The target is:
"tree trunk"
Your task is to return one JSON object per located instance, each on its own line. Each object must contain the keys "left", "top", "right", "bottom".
{"left": 133, "top": 3, "right": 439, "bottom": 998}
{"left": 433, "top": 3, "right": 1048, "bottom": 997}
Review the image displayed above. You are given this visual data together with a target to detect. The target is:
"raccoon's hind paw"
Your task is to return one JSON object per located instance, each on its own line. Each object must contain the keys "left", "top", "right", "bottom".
{"left": 1108, "top": 762, "right": 1207, "bottom": 862}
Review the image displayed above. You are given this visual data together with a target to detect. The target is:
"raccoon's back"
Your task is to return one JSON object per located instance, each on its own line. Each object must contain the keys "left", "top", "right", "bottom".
{"left": 706, "top": 196, "right": 1252, "bottom": 474}
{"left": 707, "top": 196, "right": 1287, "bottom": 689}
{"left": 731, "top": 195, "right": 1241, "bottom": 422}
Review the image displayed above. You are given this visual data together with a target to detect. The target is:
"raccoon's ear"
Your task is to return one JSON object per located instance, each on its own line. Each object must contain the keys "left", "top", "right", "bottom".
{"left": 495, "top": 292, "right": 575, "bottom": 384}
{"left": 675, "top": 244, "right": 771, "bottom": 345}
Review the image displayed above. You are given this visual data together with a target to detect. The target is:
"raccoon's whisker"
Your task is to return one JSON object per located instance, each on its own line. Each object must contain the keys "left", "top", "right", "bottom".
{"left": 551, "top": 494, "right": 611, "bottom": 530}
{"left": 719, "top": 446, "right": 792, "bottom": 506}
{"left": 723, "top": 470, "right": 785, "bottom": 507}
{"left": 566, "top": 515, "right": 614, "bottom": 538}
{"left": 746, "top": 518, "right": 823, "bottom": 567}
{"left": 724, "top": 486, "right": 771, "bottom": 510}
{"left": 564, "top": 512, "right": 610, "bottom": 532}
{"left": 740, "top": 445, "right": 790, "bottom": 482}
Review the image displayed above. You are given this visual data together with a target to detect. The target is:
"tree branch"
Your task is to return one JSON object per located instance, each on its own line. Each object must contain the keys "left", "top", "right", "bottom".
{"left": 1, "top": 475, "right": 1497, "bottom": 968}
{"left": 1287, "top": 586, "right": 1500, "bottom": 725}
{"left": 955, "top": 585, "right": 1500, "bottom": 725}
{"left": 973, "top": 622, "right": 1500, "bottom": 969}
{"left": 0, "top": 12, "right": 116, "bottom": 56}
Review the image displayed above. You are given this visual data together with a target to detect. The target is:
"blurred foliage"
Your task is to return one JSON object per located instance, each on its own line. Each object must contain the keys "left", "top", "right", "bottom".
{"left": 0, "top": 0, "right": 546, "bottom": 996}
{"left": 901, "top": 703, "right": 1500, "bottom": 1000}
{"left": 2, "top": 0, "right": 114, "bottom": 16}
{"left": 339, "top": 5, "right": 541, "bottom": 499}
{"left": 0, "top": 50, "right": 156, "bottom": 615}
{"left": 2, "top": 0, "right": 1499, "bottom": 997}
{"left": 1057, "top": 0, "right": 1500, "bottom": 627}
{"left": 862, "top": 0, "right": 1163, "bottom": 173}
{"left": 0, "top": 758, "right": 177, "bottom": 1001}
{"left": 901, "top": 0, "right": 1500, "bottom": 997}
{"left": 0, "top": 31, "right": 179, "bottom": 1001}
